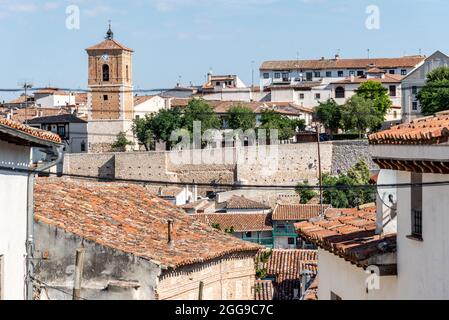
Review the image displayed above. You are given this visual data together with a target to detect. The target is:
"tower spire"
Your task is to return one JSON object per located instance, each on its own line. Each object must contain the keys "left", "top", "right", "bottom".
{"left": 105, "top": 20, "right": 113, "bottom": 40}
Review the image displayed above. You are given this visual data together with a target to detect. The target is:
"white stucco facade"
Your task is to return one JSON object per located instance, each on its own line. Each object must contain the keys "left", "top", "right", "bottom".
{"left": 0, "top": 140, "right": 31, "bottom": 300}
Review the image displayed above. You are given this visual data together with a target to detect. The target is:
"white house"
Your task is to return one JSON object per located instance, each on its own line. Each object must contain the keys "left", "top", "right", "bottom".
{"left": 401, "top": 51, "right": 449, "bottom": 122}
{"left": 34, "top": 88, "right": 76, "bottom": 108}
{"left": 28, "top": 114, "right": 88, "bottom": 154}
{"left": 297, "top": 111, "right": 449, "bottom": 299}
{"left": 133, "top": 95, "right": 169, "bottom": 120}
{"left": 0, "top": 118, "right": 62, "bottom": 300}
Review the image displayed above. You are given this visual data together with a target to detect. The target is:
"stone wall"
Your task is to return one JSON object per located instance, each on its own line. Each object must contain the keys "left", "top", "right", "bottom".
{"left": 63, "top": 141, "right": 376, "bottom": 187}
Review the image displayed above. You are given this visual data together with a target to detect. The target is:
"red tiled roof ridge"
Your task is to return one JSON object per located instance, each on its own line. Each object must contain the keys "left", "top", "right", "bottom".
{"left": 86, "top": 39, "right": 134, "bottom": 52}
{"left": 369, "top": 112, "right": 449, "bottom": 145}
{"left": 0, "top": 118, "right": 62, "bottom": 144}
{"left": 34, "top": 178, "right": 261, "bottom": 269}
{"left": 272, "top": 203, "right": 332, "bottom": 221}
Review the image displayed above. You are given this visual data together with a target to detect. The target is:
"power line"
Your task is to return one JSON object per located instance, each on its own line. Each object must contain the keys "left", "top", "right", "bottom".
{"left": 1, "top": 164, "right": 449, "bottom": 191}
{"left": 31, "top": 276, "right": 88, "bottom": 300}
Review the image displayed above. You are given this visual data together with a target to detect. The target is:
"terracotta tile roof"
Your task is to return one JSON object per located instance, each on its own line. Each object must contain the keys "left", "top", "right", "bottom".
{"left": 254, "top": 280, "right": 274, "bottom": 300}
{"left": 34, "top": 178, "right": 260, "bottom": 269}
{"left": 8, "top": 107, "right": 71, "bottom": 123}
{"left": 180, "top": 199, "right": 213, "bottom": 212}
{"left": 75, "top": 93, "right": 88, "bottom": 105}
{"left": 256, "top": 249, "right": 318, "bottom": 300}
{"left": 34, "top": 88, "right": 68, "bottom": 95}
{"left": 192, "top": 213, "right": 272, "bottom": 232}
{"left": 0, "top": 118, "right": 62, "bottom": 144}
{"left": 369, "top": 111, "right": 449, "bottom": 145}
{"left": 134, "top": 95, "right": 159, "bottom": 106}
{"left": 272, "top": 204, "right": 331, "bottom": 221}
{"left": 332, "top": 73, "right": 403, "bottom": 84}
{"left": 295, "top": 206, "right": 397, "bottom": 267}
{"left": 5, "top": 94, "right": 34, "bottom": 104}
{"left": 28, "top": 114, "right": 87, "bottom": 124}
{"left": 260, "top": 55, "right": 425, "bottom": 71}
{"left": 170, "top": 98, "right": 190, "bottom": 108}
{"left": 225, "top": 195, "right": 270, "bottom": 210}
{"left": 86, "top": 39, "right": 133, "bottom": 52}
{"left": 158, "top": 186, "right": 183, "bottom": 198}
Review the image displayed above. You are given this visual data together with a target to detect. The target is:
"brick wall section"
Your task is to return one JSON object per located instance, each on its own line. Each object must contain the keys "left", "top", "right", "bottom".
{"left": 63, "top": 141, "right": 376, "bottom": 185}
{"left": 156, "top": 253, "right": 256, "bottom": 300}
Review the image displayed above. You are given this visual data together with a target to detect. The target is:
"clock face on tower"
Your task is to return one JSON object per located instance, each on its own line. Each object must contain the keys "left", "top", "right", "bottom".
{"left": 101, "top": 53, "right": 109, "bottom": 61}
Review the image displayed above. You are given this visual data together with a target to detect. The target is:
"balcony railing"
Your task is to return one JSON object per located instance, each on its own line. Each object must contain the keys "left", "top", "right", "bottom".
{"left": 243, "top": 237, "right": 274, "bottom": 248}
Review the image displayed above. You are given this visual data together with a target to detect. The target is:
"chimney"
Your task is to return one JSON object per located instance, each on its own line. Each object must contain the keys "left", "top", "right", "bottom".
{"left": 335, "top": 54, "right": 340, "bottom": 60}
{"left": 167, "top": 219, "right": 174, "bottom": 244}
{"left": 193, "top": 184, "right": 198, "bottom": 201}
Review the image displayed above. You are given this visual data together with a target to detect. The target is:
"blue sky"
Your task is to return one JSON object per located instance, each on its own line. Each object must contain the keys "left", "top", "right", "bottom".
{"left": 0, "top": 0, "right": 448, "bottom": 100}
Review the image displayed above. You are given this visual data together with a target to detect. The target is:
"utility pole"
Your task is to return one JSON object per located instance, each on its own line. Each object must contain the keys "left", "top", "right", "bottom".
{"left": 198, "top": 281, "right": 204, "bottom": 300}
{"left": 20, "top": 82, "right": 33, "bottom": 125}
{"left": 316, "top": 124, "right": 324, "bottom": 216}
{"left": 73, "top": 248, "right": 85, "bottom": 300}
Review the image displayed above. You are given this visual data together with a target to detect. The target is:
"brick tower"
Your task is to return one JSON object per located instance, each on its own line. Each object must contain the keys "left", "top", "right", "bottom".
{"left": 85, "top": 24, "right": 134, "bottom": 152}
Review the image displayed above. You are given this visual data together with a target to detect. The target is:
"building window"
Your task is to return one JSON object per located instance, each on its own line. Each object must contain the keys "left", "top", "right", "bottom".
{"left": 349, "top": 70, "right": 355, "bottom": 76}
{"left": 80, "top": 141, "right": 86, "bottom": 152}
{"left": 412, "top": 86, "right": 418, "bottom": 95}
{"left": 103, "top": 95, "right": 108, "bottom": 101}
{"left": 394, "top": 110, "right": 398, "bottom": 118}
{"left": 389, "top": 70, "right": 395, "bottom": 74}
{"left": 216, "top": 82, "right": 221, "bottom": 86}
{"left": 314, "top": 71, "right": 321, "bottom": 78}
{"left": 401, "top": 69, "right": 407, "bottom": 75}
{"left": 338, "top": 70, "right": 344, "bottom": 77}
{"left": 299, "top": 93, "right": 305, "bottom": 99}
{"left": 263, "top": 73, "right": 269, "bottom": 79}
{"left": 102, "top": 64, "right": 110, "bottom": 82}
{"left": 357, "top": 70, "right": 364, "bottom": 76}
{"left": 245, "top": 231, "right": 252, "bottom": 238}
{"left": 326, "top": 71, "right": 332, "bottom": 77}
{"left": 335, "top": 86, "right": 345, "bottom": 99}
{"left": 306, "top": 72, "right": 313, "bottom": 81}
{"left": 315, "top": 93, "right": 321, "bottom": 100}
{"left": 126, "top": 65, "right": 129, "bottom": 81}
{"left": 282, "top": 72, "right": 289, "bottom": 82}
{"left": 389, "top": 85, "right": 396, "bottom": 97}
{"left": 57, "top": 125, "right": 66, "bottom": 138}
{"left": 410, "top": 172, "right": 423, "bottom": 239}
{"left": 274, "top": 72, "right": 281, "bottom": 79}
{"left": 288, "top": 237, "right": 295, "bottom": 245}
{"left": 412, "top": 101, "right": 418, "bottom": 111}
{"left": 331, "top": 292, "right": 342, "bottom": 300}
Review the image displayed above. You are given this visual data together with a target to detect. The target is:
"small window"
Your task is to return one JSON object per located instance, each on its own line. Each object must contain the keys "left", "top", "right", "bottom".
{"left": 245, "top": 231, "right": 252, "bottom": 238}
{"left": 288, "top": 237, "right": 295, "bottom": 245}
{"left": 401, "top": 69, "right": 407, "bottom": 75}
{"left": 80, "top": 141, "right": 86, "bottom": 152}
{"left": 412, "top": 101, "right": 418, "bottom": 111}
{"left": 335, "top": 86, "right": 345, "bottom": 99}
{"left": 410, "top": 172, "right": 423, "bottom": 239}
{"left": 314, "top": 71, "right": 320, "bottom": 78}
{"left": 389, "top": 85, "right": 396, "bottom": 97}
{"left": 326, "top": 71, "right": 332, "bottom": 77}
{"left": 135, "top": 115, "right": 140, "bottom": 120}
{"left": 102, "top": 64, "right": 110, "bottom": 82}
{"left": 57, "top": 126, "right": 66, "bottom": 138}
{"left": 349, "top": 70, "right": 355, "bottom": 76}
{"left": 393, "top": 110, "right": 398, "bottom": 119}
{"left": 338, "top": 71, "right": 344, "bottom": 77}
{"left": 357, "top": 70, "right": 364, "bottom": 76}
{"left": 315, "top": 93, "right": 321, "bottom": 100}
{"left": 103, "top": 95, "right": 108, "bottom": 101}
{"left": 216, "top": 82, "right": 221, "bottom": 86}
{"left": 299, "top": 93, "right": 305, "bottom": 99}
{"left": 389, "top": 70, "right": 395, "bottom": 74}
{"left": 282, "top": 72, "right": 289, "bottom": 81}
{"left": 412, "top": 86, "right": 418, "bottom": 95}
{"left": 306, "top": 72, "right": 313, "bottom": 81}
{"left": 274, "top": 72, "right": 281, "bottom": 79}
{"left": 126, "top": 65, "right": 129, "bottom": 81}
{"left": 263, "top": 73, "right": 269, "bottom": 79}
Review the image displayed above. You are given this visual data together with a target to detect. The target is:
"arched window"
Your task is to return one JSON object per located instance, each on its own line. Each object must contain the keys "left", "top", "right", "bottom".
{"left": 102, "top": 64, "right": 110, "bottom": 82}
{"left": 335, "top": 86, "right": 345, "bottom": 98}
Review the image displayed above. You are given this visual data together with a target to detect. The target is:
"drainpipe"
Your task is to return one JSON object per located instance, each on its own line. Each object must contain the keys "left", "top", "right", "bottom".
{"left": 26, "top": 144, "right": 64, "bottom": 300}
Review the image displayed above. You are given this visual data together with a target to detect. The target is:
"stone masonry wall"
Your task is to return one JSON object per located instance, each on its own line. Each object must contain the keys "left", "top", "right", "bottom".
{"left": 63, "top": 141, "right": 375, "bottom": 186}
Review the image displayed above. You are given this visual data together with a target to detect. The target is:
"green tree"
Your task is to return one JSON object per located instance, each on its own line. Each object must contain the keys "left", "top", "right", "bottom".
{"left": 322, "top": 159, "right": 375, "bottom": 208}
{"left": 417, "top": 66, "right": 449, "bottom": 115}
{"left": 258, "top": 110, "right": 299, "bottom": 141}
{"left": 315, "top": 99, "right": 342, "bottom": 135}
{"left": 183, "top": 99, "right": 221, "bottom": 135}
{"left": 355, "top": 80, "right": 392, "bottom": 116}
{"left": 150, "top": 108, "right": 183, "bottom": 149}
{"left": 111, "top": 132, "right": 133, "bottom": 152}
{"left": 132, "top": 115, "right": 154, "bottom": 151}
{"left": 226, "top": 105, "right": 256, "bottom": 131}
{"left": 341, "top": 95, "right": 383, "bottom": 138}
{"left": 295, "top": 180, "right": 318, "bottom": 204}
